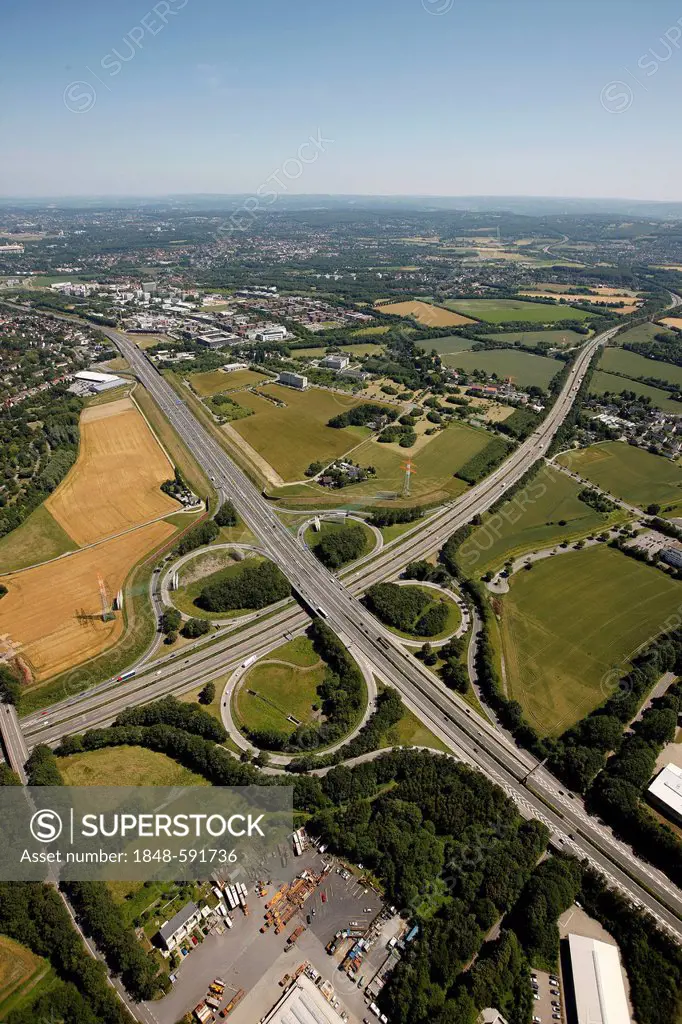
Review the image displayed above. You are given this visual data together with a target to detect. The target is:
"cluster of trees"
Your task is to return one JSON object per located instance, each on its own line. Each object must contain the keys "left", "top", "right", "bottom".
{"left": 197, "top": 559, "right": 290, "bottom": 612}
{"left": 623, "top": 328, "right": 682, "bottom": 368}
{"left": 306, "top": 751, "right": 549, "bottom": 1024}
{"left": 286, "top": 688, "right": 404, "bottom": 772}
{"left": 578, "top": 487, "right": 617, "bottom": 513}
{"left": 64, "top": 881, "right": 168, "bottom": 1001}
{"left": 368, "top": 505, "right": 425, "bottom": 528}
{"left": 14, "top": 746, "right": 169, "bottom": 1004}
{"left": 378, "top": 423, "right": 417, "bottom": 447}
{"left": 159, "top": 607, "right": 181, "bottom": 639}
{"left": 208, "top": 391, "right": 253, "bottom": 422}
{"left": 214, "top": 500, "right": 239, "bottom": 527}
{"left": 364, "top": 582, "right": 449, "bottom": 637}
{"left": 587, "top": 679, "right": 682, "bottom": 887}
{"left": 0, "top": 386, "right": 83, "bottom": 541}
{"left": 0, "top": 664, "right": 21, "bottom": 705}
{"left": 181, "top": 617, "right": 211, "bottom": 639}
{"left": 403, "top": 559, "right": 452, "bottom": 587}
{"left": 328, "top": 403, "right": 397, "bottom": 429}
{"left": 114, "top": 695, "right": 227, "bottom": 742}
{"left": 313, "top": 523, "right": 367, "bottom": 569}
{"left": 496, "top": 406, "right": 541, "bottom": 441}
{"left": 0, "top": 881, "right": 131, "bottom": 1024}
{"left": 438, "top": 637, "right": 470, "bottom": 694}
{"left": 455, "top": 437, "right": 512, "bottom": 485}
{"left": 174, "top": 518, "right": 219, "bottom": 556}
{"left": 26, "top": 744, "right": 65, "bottom": 786}
{"left": 198, "top": 681, "right": 216, "bottom": 704}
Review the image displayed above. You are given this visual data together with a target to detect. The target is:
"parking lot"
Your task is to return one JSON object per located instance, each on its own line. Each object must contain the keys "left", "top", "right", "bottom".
{"left": 144, "top": 846, "right": 396, "bottom": 1024}
{"left": 531, "top": 967, "right": 563, "bottom": 1024}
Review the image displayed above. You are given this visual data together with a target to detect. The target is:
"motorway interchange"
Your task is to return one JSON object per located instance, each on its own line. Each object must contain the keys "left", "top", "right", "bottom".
{"left": 6, "top": 306, "right": 682, "bottom": 945}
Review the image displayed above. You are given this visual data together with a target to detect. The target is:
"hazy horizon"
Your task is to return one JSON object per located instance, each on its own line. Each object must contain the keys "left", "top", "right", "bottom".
{"left": 4, "top": 0, "right": 682, "bottom": 199}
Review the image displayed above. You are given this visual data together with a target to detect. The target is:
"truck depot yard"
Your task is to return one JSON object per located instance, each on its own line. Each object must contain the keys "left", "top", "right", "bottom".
{"left": 499, "top": 545, "right": 682, "bottom": 735}
{"left": 557, "top": 441, "right": 682, "bottom": 508}
{"left": 45, "top": 396, "right": 179, "bottom": 546}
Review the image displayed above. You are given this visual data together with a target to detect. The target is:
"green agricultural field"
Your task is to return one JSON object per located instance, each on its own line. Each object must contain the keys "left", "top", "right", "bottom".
{"left": 59, "top": 745, "right": 209, "bottom": 786}
{"left": 229, "top": 385, "right": 384, "bottom": 481}
{"left": 0, "top": 505, "right": 77, "bottom": 573}
{"left": 481, "top": 329, "right": 588, "bottom": 347}
{"left": 558, "top": 441, "right": 682, "bottom": 507}
{"left": 500, "top": 545, "right": 682, "bottom": 736}
{"left": 589, "top": 370, "right": 682, "bottom": 412}
{"left": 233, "top": 637, "right": 329, "bottom": 737}
{"left": 613, "top": 322, "right": 674, "bottom": 346}
{"left": 598, "top": 347, "right": 682, "bottom": 388}
{"left": 172, "top": 552, "right": 269, "bottom": 619}
{"left": 457, "top": 465, "right": 619, "bottom": 575}
{"left": 0, "top": 936, "right": 55, "bottom": 1018}
{"left": 445, "top": 298, "right": 597, "bottom": 324}
{"left": 304, "top": 519, "right": 375, "bottom": 565}
{"left": 427, "top": 335, "right": 476, "bottom": 355}
{"left": 352, "top": 325, "right": 391, "bottom": 337}
{"left": 445, "top": 348, "right": 562, "bottom": 388}
{"left": 271, "top": 421, "right": 493, "bottom": 508}
{"left": 189, "top": 368, "right": 268, "bottom": 396}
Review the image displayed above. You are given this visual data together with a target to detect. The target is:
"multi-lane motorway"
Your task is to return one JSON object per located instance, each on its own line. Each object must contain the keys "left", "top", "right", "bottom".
{"left": 7, "top": 301, "right": 682, "bottom": 941}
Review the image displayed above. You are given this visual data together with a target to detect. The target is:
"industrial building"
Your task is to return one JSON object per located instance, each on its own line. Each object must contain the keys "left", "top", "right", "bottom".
{"left": 566, "top": 934, "right": 631, "bottom": 1024}
{"left": 647, "top": 762, "right": 682, "bottom": 824}
{"left": 321, "top": 354, "right": 350, "bottom": 370}
{"left": 278, "top": 371, "right": 308, "bottom": 390}
{"left": 72, "top": 370, "right": 125, "bottom": 394}
{"left": 661, "top": 547, "right": 682, "bottom": 570}
{"left": 157, "top": 901, "right": 202, "bottom": 951}
{"left": 261, "top": 976, "right": 345, "bottom": 1024}
{"left": 256, "top": 326, "right": 288, "bottom": 342}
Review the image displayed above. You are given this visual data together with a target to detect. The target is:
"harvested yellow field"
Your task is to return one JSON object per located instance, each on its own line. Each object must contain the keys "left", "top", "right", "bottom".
{"left": 46, "top": 397, "right": 178, "bottom": 546}
{"left": 660, "top": 317, "right": 682, "bottom": 331}
{"left": 0, "top": 521, "right": 174, "bottom": 683}
{"left": 376, "top": 299, "right": 476, "bottom": 326}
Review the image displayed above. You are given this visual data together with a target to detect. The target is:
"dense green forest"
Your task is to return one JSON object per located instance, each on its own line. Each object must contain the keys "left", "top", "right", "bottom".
{"left": 0, "top": 386, "right": 83, "bottom": 540}
{"left": 197, "top": 558, "right": 290, "bottom": 612}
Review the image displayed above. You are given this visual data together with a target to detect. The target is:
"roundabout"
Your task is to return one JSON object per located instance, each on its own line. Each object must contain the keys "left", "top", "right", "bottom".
{"left": 366, "top": 578, "right": 469, "bottom": 647}
{"left": 221, "top": 634, "right": 377, "bottom": 763}
{"left": 159, "top": 542, "right": 289, "bottom": 624}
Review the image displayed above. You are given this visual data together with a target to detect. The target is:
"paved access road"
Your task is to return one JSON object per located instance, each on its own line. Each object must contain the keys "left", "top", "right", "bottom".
{"left": 9, "top": 301, "right": 682, "bottom": 942}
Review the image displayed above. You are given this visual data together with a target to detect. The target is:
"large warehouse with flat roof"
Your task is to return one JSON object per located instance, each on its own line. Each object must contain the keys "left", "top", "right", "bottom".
{"left": 567, "top": 934, "right": 631, "bottom": 1024}
{"left": 261, "top": 976, "right": 345, "bottom": 1024}
{"left": 647, "top": 762, "right": 682, "bottom": 825}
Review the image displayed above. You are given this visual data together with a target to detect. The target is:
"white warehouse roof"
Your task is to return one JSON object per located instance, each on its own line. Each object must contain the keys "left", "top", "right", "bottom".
{"left": 261, "top": 976, "right": 342, "bottom": 1024}
{"left": 74, "top": 370, "right": 122, "bottom": 383}
{"left": 647, "top": 762, "right": 682, "bottom": 822}
{"left": 568, "top": 933, "right": 631, "bottom": 1024}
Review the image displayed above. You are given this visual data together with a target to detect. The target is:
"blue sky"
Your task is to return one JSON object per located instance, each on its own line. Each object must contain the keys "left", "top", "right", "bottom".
{"left": 3, "top": 0, "right": 682, "bottom": 198}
